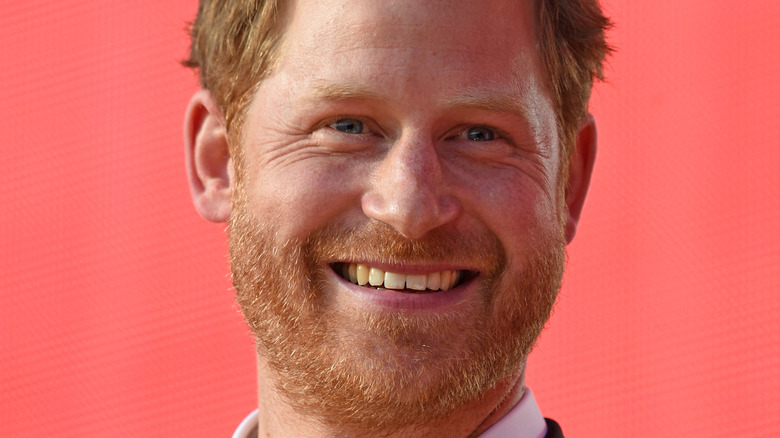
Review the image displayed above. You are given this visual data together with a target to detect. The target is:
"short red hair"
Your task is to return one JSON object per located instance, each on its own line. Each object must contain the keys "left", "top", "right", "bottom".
{"left": 184, "top": 0, "right": 612, "bottom": 162}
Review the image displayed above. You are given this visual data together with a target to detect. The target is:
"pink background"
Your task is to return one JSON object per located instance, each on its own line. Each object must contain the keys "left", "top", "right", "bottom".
{"left": 1, "top": 1, "right": 778, "bottom": 436}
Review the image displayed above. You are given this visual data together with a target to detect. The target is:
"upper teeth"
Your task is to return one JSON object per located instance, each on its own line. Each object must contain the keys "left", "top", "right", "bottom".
{"left": 340, "top": 263, "right": 462, "bottom": 291}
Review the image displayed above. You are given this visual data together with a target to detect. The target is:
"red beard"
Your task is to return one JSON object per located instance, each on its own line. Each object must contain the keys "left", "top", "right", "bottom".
{"left": 229, "top": 197, "right": 565, "bottom": 434}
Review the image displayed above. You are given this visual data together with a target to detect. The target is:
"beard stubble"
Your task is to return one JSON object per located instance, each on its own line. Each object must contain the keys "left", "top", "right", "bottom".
{"left": 229, "top": 198, "right": 566, "bottom": 434}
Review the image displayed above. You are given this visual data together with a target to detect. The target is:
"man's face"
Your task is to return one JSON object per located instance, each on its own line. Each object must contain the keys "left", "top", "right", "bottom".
{"left": 229, "top": 0, "right": 566, "bottom": 431}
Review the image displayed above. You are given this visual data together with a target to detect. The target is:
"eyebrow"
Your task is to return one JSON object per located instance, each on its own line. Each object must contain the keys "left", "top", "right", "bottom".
{"left": 309, "top": 82, "right": 533, "bottom": 122}
{"left": 442, "top": 91, "right": 534, "bottom": 122}
{"left": 310, "top": 82, "right": 391, "bottom": 104}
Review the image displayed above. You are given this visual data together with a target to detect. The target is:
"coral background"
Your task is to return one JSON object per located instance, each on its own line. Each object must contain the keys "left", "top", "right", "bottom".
{"left": 1, "top": 1, "right": 778, "bottom": 436}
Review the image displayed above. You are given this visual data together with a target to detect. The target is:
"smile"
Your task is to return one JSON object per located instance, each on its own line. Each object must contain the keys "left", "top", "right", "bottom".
{"left": 333, "top": 263, "right": 470, "bottom": 293}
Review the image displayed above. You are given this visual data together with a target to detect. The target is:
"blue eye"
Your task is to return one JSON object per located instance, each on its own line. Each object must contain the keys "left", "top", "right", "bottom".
{"left": 331, "top": 118, "right": 364, "bottom": 134}
{"left": 466, "top": 127, "right": 495, "bottom": 141}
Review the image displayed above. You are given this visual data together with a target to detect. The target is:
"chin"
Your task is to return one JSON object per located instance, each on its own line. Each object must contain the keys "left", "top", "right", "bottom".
{"left": 229, "top": 203, "right": 565, "bottom": 430}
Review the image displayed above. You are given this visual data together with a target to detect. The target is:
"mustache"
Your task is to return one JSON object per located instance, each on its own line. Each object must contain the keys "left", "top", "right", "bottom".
{"left": 300, "top": 220, "right": 506, "bottom": 276}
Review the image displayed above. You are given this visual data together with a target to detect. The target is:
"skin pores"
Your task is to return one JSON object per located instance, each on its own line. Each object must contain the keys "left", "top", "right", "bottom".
{"left": 228, "top": 0, "right": 567, "bottom": 433}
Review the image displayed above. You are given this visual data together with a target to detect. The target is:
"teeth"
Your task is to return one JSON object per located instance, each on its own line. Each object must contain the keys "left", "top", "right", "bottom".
{"left": 348, "top": 263, "right": 357, "bottom": 283}
{"left": 406, "top": 274, "right": 427, "bottom": 291}
{"left": 426, "top": 271, "right": 441, "bottom": 290}
{"left": 368, "top": 267, "right": 384, "bottom": 286}
{"left": 356, "top": 264, "right": 369, "bottom": 286}
{"left": 440, "top": 270, "right": 452, "bottom": 291}
{"left": 339, "top": 263, "right": 464, "bottom": 291}
{"left": 384, "top": 271, "right": 406, "bottom": 289}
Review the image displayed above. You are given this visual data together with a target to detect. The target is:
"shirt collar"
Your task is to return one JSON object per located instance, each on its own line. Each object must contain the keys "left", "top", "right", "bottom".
{"left": 479, "top": 387, "right": 548, "bottom": 438}
{"left": 231, "top": 408, "right": 258, "bottom": 438}
{"left": 232, "top": 387, "right": 547, "bottom": 438}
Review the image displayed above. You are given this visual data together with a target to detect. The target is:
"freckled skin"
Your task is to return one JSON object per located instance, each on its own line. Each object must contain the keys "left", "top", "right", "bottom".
{"left": 221, "top": 0, "right": 575, "bottom": 436}
{"left": 240, "top": 0, "right": 561, "bottom": 250}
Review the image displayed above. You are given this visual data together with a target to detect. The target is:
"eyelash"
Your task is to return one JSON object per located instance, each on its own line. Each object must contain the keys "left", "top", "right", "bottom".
{"left": 458, "top": 126, "right": 498, "bottom": 142}
{"left": 329, "top": 117, "right": 371, "bottom": 135}
{"left": 319, "top": 116, "right": 507, "bottom": 144}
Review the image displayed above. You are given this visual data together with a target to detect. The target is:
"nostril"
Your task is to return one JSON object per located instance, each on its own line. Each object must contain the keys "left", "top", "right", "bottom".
{"left": 361, "top": 191, "right": 461, "bottom": 240}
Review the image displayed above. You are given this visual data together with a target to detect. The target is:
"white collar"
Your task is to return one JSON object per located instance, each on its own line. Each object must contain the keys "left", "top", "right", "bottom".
{"left": 233, "top": 387, "right": 546, "bottom": 438}
{"left": 479, "top": 387, "right": 548, "bottom": 438}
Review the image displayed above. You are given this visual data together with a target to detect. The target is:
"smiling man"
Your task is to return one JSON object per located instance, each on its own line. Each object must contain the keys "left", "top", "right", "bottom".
{"left": 183, "top": 0, "right": 610, "bottom": 436}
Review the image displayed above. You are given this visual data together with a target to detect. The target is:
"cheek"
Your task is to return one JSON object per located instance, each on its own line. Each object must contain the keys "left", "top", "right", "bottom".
{"left": 495, "top": 191, "right": 560, "bottom": 242}
{"left": 458, "top": 170, "right": 562, "bottom": 257}
{"left": 242, "top": 158, "right": 365, "bottom": 239}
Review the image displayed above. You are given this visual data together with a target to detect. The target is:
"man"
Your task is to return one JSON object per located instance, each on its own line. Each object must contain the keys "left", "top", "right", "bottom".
{"left": 183, "top": 0, "right": 610, "bottom": 436}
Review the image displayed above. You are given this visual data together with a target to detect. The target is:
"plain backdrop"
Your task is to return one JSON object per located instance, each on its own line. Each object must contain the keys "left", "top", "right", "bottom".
{"left": 1, "top": 1, "right": 778, "bottom": 436}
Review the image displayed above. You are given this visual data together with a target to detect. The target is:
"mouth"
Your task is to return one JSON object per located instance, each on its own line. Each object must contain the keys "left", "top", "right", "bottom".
{"left": 331, "top": 262, "right": 474, "bottom": 293}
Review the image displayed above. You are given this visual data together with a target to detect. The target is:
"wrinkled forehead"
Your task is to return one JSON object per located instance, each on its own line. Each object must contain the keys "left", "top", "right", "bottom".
{"left": 253, "top": 0, "right": 554, "bottom": 144}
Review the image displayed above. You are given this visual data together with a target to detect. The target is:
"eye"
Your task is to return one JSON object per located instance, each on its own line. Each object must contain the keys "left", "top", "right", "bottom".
{"left": 330, "top": 118, "right": 365, "bottom": 134}
{"left": 465, "top": 126, "right": 495, "bottom": 142}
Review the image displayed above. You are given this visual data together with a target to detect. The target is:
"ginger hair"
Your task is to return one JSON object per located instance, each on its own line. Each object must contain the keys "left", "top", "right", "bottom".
{"left": 184, "top": 0, "right": 612, "bottom": 163}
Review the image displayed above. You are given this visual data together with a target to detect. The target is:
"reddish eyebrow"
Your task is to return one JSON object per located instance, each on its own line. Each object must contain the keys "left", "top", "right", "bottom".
{"left": 309, "top": 81, "right": 534, "bottom": 124}
{"left": 441, "top": 93, "right": 533, "bottom": 122}
{"left": 310, "top": 82, "right": 390, "bottom": 103}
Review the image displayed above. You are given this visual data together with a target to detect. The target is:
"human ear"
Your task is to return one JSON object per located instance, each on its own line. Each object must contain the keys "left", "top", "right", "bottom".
{"left": 564, "top": 113, "right": 597, "bottom": 244}
{"left": 184, "top": 89, "right": 233, "bottom": 223}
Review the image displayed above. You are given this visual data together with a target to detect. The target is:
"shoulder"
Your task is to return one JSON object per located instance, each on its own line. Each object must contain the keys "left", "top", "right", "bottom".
{"left": 544, "top": 418, "right": 564, "bottom": 438}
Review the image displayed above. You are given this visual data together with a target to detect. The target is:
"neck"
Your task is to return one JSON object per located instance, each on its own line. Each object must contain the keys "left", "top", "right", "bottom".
{"left": 253, "top": 354, "right": 526, "bottom": 438}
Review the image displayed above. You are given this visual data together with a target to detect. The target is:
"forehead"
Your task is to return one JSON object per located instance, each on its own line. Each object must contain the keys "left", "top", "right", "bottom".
{"left": 285, "top": 0, "right": 536, "bottom": 48}
{"left": 274, "top": 0, "right": 543, "bottom": 96}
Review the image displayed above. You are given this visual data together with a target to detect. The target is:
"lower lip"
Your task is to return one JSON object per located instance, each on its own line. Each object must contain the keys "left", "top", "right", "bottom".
{"left": 326, "top": 267, "right": 477, "bottom": 312}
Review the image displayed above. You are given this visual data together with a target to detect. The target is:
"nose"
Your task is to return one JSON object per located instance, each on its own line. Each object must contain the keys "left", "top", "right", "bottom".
{"left": 361, "top": 132, "right": 460, "bottom": 239}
